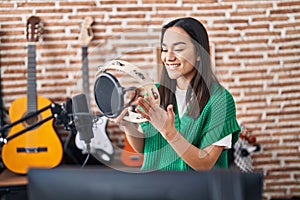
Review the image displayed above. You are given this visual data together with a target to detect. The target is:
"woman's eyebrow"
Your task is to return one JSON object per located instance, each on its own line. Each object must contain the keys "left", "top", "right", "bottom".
{"left": 162, "top": 41, "right": 187, "bottom": 47}
{"left": 174, "top": 41, "right": 187, "bottom": 46}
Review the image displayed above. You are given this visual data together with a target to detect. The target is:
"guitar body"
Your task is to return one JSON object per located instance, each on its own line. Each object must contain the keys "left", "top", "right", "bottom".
{"left": 2, "top": 96, "right": 63, "bottom": 174}
{"left": 121, "top": 135, "right": 143, "bottom": 167}
{"left": 75, "top": 117, "right": 114, "bottom": 163}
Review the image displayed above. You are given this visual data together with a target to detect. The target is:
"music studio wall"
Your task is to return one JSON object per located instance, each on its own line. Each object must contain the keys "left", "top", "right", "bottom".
{"left": 0, "top": 1, "right": 300, "bottom": 199}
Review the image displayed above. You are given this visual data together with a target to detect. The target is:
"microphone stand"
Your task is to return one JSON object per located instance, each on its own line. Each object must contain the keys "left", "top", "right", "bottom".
{"left": 0, "top": 103, "right": 63, "bottom": 147}
{"left": 54, "top": 98, "right": 85, "bottom": 165}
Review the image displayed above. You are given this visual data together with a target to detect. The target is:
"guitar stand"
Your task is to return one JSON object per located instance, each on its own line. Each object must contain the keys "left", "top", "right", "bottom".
{"left": 0, "top": 103, "right": 63, "bottom": 147}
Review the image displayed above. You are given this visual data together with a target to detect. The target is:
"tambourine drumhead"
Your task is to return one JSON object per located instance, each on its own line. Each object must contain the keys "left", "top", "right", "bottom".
{"left": 94, "top": 60, "right": 160, "bottom": 123}
{"left": 94, "top": 72, "right": 124, "bottom": 118}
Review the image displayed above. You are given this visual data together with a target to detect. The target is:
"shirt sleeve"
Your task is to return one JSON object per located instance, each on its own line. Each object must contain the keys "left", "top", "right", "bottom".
{"left": 213, "top": 134, "right": 232, "bottom": 149}
{"left": 198, "top": 87, "right": 241, "bottom": 149}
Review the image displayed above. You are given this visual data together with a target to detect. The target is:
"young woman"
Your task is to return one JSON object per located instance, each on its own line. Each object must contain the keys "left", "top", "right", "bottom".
{"left": 113, "top": 17, "right": 240, "bottom": 171}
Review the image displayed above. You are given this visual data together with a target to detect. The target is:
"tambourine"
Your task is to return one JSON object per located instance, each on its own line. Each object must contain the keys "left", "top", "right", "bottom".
{"left": 94, "top": 60, "right": 160, "bottom": 123}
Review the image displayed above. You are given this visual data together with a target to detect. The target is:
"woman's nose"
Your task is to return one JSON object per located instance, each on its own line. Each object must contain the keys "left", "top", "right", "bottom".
{"left": 166, "top": 50, "right": 176, "bottom": 61}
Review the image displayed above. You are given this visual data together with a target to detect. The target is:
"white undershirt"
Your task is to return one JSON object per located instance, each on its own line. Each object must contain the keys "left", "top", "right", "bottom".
{"left": 175, "top": 87, "right": 188, "bottom": 118}
{"left": 175, "top": 87, "right": 232, "bottom": 149}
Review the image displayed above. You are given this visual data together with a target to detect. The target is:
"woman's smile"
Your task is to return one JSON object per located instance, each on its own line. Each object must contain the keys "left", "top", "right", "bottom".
{"left": 166, "top": 63, "right": 181, "bottom": 70}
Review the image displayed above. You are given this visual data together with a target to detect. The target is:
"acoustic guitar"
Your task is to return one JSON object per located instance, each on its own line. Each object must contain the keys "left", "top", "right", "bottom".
{"left": 1, "top": 16, "right": 63, "bottom": 174}
{"left": 74, "top": 17, "right": 114, "bottom": 163}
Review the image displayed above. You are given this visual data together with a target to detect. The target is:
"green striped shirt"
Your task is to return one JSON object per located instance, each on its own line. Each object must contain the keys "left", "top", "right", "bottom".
{"left": 140, "top": 85, "right": 241, "bottom": 171}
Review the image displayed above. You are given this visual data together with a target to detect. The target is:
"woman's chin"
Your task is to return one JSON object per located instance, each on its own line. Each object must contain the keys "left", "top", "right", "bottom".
{"left": 167, "top": 71, "right": 181, "bottom": 80}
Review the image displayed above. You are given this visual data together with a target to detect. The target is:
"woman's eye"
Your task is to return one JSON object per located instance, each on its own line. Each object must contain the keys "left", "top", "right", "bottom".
{"left": 174, "top": 44, "right": 186, "bottom": 52}
{"left": 174, "top": 48, "right": 184, "bottom": 52}
{"left": 161, "top": 48, "right": 168, "bottom": 52}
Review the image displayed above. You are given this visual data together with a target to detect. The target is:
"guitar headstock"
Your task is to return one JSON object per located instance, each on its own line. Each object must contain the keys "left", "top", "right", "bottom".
{"left": 26, "top": 16, "right": 42, "bottom": 42}
{"left": 79, "top": 16, "right": 94, "bottom": 46}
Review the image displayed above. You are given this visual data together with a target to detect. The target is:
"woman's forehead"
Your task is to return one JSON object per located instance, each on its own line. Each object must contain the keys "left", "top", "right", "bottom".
{"left": 162, "top": 26, "right": 192, "bottom": 45}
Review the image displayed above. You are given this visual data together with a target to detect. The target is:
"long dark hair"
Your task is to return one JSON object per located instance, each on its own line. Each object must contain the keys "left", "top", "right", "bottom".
{"left": 158, "top": 17, "right": 220, "bottom": 118}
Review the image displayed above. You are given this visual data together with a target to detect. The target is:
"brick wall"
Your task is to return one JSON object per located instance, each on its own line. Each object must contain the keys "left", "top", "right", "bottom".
{"left": 1, "top": 0, "right": 300, "bottom": 199}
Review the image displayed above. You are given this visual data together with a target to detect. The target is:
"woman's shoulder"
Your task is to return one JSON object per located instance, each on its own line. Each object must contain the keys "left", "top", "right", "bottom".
{"left": 211, "top": 84, "right": 231, "bottom": 96}
{"left": 210, "top": 84, "right": 236, "bottom": 105}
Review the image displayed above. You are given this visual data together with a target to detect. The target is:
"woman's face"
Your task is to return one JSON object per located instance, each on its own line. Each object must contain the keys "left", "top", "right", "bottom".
{"left": 161, "top": 26, "right": 197, "bottom": 89}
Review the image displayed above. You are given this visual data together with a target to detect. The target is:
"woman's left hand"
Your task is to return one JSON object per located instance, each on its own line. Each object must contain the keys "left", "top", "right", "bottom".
{"left": 136, "top": 96, "right": 176, "bottom": 140}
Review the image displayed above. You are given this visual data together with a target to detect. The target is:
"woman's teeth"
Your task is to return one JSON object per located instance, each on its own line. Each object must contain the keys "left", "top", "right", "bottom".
{"left": 168, "top": 64, "right": 180, "bottom": 70}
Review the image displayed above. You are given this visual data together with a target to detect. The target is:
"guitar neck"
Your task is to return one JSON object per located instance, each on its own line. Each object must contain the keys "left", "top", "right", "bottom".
{"left": 27, "top": 44, "right": 37, "bottom": 112}
{"left": 82, "top": 45, "right": 90, "bottom": 107}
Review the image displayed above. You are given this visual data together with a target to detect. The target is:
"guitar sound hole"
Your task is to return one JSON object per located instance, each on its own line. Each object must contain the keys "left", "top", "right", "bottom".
{"left": 23, "top": 112, "right": 41, "bottom": 127}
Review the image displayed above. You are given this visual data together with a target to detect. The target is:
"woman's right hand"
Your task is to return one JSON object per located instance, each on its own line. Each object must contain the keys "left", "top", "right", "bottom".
{"left": 110, "top": 106, "right": 144, "bottom": 140}
{"left": 109, "top": 107, "right": 131, "bottom": 127}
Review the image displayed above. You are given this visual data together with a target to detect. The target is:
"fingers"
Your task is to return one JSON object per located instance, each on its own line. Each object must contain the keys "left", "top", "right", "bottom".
{"left": 120, "top": 107, "right": 130, "bottom": 117}
{"left": 135, "top": 108, "right": 150, "bottom": 121}
{"left": 135, "top": 97, "right": 151, "bottom": 121}
{"left": 167, "top": 104, "right": 175, "bottom": 121}
{"left": 109, "top": 108, "right": 129, "bottom": 125}
{"left": 145, "top": 96, "right": 155, "bottom": 104}
{"left": 135, "top": 96, "right": 157, "bottom": 121}
{"left": 136, "top": 97, "right": 151, "bottom": 113}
